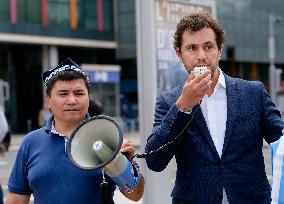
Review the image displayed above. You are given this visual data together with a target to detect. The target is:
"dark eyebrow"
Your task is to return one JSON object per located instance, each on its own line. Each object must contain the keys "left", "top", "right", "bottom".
{"left": 74, "top": 90, "right": 87, "bottom": 95}
{"left": 74, "top": 89, "right": 86, "bottom": 92}
{"left": 58, "top": 90, "right": 68, "bottom": 93}
{"left": 185, "top": 43, "right": 198, "bottom": 48}
{"left": 204, "top": 41, "right": 214, "bottom": 46}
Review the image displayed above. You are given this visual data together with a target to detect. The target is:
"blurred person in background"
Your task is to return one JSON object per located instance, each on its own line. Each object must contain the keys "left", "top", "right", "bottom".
{"left": 88, "top": 95, "right": 104, "bottom": 117}
{"left": 0, "top": 105, "right": 9, "bottom": 204}
{"left": 5, "top": 58, "right": 144, "bottom": 204}
{"left": 145, "top": 11, "right": 284, "bottom": 204}
{"left": 37, "top": 102, "right": 52, "bottom": 127}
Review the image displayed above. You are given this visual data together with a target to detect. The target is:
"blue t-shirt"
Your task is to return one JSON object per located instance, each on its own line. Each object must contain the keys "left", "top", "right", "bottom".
{"left": 8, "top": 118, "right": 116, "bottom": 204}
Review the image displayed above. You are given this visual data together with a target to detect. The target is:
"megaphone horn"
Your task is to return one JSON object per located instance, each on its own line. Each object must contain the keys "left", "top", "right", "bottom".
{"left": 67, "top": 115, "right": 141, "bottom": 190}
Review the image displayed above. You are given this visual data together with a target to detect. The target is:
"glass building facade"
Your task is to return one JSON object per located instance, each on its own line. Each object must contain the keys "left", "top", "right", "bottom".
{"left": 218, "top": 0, "right": 284, "bottom": 63}
{"left": 0, "top": 0, "right": 114, "bottom": 39}
{"left": 217, "top": 0, "right": 284, "bottom": 85}
{"left": 0, "top": 0, "right": 118, "bottom": 132}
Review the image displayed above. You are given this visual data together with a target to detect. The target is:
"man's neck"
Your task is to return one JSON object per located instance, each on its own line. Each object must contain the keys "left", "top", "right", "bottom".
{"left": 53, "top": 121, "right": 77, "bottom": 137}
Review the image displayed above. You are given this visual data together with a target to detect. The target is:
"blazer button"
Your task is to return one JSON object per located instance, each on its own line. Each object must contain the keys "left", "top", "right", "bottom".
{"left": 219, "top": 162, "right": 224, "bottom": 169}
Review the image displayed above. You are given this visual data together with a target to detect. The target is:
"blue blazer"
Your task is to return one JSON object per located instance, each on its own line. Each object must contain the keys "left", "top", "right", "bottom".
{"left": 145, "top": 74, "right": 284, "bottom": 204}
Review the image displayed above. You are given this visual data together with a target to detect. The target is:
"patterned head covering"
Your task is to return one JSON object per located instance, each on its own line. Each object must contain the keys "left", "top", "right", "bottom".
{"left": 42, "top": 58, "right": 89, "bottom": 85}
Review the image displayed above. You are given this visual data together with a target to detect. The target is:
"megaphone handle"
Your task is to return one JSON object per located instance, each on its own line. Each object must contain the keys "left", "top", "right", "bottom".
{"left": 122, "top": 152, "right": 139, "bottom": 177}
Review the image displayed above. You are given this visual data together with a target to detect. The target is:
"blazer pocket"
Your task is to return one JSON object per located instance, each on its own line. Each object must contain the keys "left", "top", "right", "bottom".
{"left": 250, "top": 182, "right": 271, "bottom": 198}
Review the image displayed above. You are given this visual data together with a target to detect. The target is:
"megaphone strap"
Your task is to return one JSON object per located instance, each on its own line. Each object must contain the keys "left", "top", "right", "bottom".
{"left": 100, "top": 169, "right": 113, "bottom": 204}
{"left": 131, "top": 161, "right": 139, "bottom": 177}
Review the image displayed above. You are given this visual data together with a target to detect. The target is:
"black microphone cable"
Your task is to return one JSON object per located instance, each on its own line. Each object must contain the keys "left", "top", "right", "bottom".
{"left": 130, "top": 109, "right": 196, "bottom": 161}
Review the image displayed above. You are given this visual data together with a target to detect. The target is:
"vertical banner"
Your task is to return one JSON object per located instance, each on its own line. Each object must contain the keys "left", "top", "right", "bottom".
{"left": 9, "top": 0, "right": 17, "bottom": 24}
{"left": 97, "top": 0, "right": 104, "bottom": 32}
{"left": 155, "top": 0, "right": 215, "bottom": 92}
{"left": 41, "top": 0, "right": 48, "bottom": 27}
{"left": 70, "top": 0, "right": 77, "bottom": 29}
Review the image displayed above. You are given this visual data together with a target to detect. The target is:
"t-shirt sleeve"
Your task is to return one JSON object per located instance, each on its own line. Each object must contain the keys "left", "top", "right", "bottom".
{"left": 8, "top": 144, "right": 33, "bottom": 195}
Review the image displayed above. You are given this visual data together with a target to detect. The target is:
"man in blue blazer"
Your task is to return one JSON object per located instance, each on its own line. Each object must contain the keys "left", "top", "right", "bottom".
{"left": 145, "top": 12, "right": 284, "bottom": 204}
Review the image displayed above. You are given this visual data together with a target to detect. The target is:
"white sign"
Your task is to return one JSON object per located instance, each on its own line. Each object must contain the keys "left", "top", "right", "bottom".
{"left": 155, "top": 0, "right": 216, "bottom": 92}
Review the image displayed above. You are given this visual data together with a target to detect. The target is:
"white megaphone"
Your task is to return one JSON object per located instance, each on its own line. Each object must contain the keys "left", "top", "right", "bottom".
{"left": 67, "top": 115, "right": 141, "bottom": 190}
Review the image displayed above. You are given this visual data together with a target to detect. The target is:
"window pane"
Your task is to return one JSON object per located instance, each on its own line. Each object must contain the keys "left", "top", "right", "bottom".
{"left": 16, "top": 0, "right": 40, "bottom": 23}
{"left": 78, "top": 0, "right": 113, "bottom": 31}
{"left": 17, "top": 0, "right": 26, "bottom": 22}
{"left": 48, "top": 0, "right": 70, "bottom": 26}
{"left": 103, "top": 0, "right": 113, "bottom": 31}
{"left": 27, "top": 0, "right": 41, "bottom": 23}
{"left": 0, "top": 0, "right": 9, "bottom": 22}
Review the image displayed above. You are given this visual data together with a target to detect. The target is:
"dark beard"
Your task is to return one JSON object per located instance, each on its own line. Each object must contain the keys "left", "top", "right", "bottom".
{"left": 183, "top": 64, "right": 191, "bottom": 74}
{"left": 211, "top": 65, "right": 217, "bottom": 78}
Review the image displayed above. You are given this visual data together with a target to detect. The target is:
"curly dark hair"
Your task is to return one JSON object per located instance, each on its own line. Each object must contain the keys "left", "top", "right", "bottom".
{"left": 45, "top": 70, "right": 90, "bottom": 97}
{"left": 173, "top": 11, "right": 225, "bottom": 52}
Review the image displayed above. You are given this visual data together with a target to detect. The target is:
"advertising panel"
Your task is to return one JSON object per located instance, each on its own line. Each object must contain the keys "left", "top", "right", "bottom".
{"left": 155, "top": 0, "right": 216, "bottom": 92}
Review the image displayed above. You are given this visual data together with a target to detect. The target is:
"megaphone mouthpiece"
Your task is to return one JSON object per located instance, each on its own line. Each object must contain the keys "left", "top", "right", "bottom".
{"left": 92, "top": 140, "right": 103, "bottom": 151}
{"left": 92, "top": 140, "right": 115, "bottom": 163}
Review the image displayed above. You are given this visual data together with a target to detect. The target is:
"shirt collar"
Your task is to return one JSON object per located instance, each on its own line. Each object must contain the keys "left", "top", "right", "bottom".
{"left": 51, "top": 121, "right": 66, "bottom": 137}
{"left": 44, "top": 113, "right": 91, "bottom": 136}
{"left": 217, "top": 68, "right": 226, "bottom": 89}
{"left": 44, "top": 116, "right": 66, "bottom": 137}
{"left": 206, "top": 68, "right": 226, "bottom": 98}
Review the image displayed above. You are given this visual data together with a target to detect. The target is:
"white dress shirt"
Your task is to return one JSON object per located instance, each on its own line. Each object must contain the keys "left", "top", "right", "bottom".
{"left": 200, "top": 69, "right": 229, "bottom": 204}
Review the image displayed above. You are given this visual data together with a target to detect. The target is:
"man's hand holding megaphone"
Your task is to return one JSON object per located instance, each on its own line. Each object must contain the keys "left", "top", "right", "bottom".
{"left": 119, "top": 139, "right": 145, "bottom": 201}
{"left": 120, "top": 139, "right": 135, "bottom": 160}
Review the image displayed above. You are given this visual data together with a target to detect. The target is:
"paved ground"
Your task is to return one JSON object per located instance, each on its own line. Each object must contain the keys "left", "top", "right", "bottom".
{"left": 1, "top": 132, "right": 272, "bottom": 203}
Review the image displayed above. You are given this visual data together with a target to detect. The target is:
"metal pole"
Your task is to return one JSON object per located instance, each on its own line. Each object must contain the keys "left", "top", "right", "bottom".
{"left": 268, "top": 14, "right": 281, "bottom": 104}
{"left": 268, "top": 14, "right": 276, "bottom": 103}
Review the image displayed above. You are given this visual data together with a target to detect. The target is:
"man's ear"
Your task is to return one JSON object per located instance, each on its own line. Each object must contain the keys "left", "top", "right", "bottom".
{"left": 219, "top": 44, "right": 224, "bottom": 56}
{"left": 176, "top": 49, "right": 182, "bottom": 62}
{"left": 45, "top": 96, "right": 51, "bottom": 109}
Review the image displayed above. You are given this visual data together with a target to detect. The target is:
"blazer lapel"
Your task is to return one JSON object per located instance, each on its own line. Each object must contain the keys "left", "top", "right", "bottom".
{"left": 222, "top": 75, "right": 239, "bottom": 156}
{"left": 193, "top": 104, "right": 220, "bottom": 158}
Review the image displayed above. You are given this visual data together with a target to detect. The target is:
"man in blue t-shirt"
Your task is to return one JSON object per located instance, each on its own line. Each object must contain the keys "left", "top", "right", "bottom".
{"left": 5, "top": 58, "right": 144, "bottom": 204}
